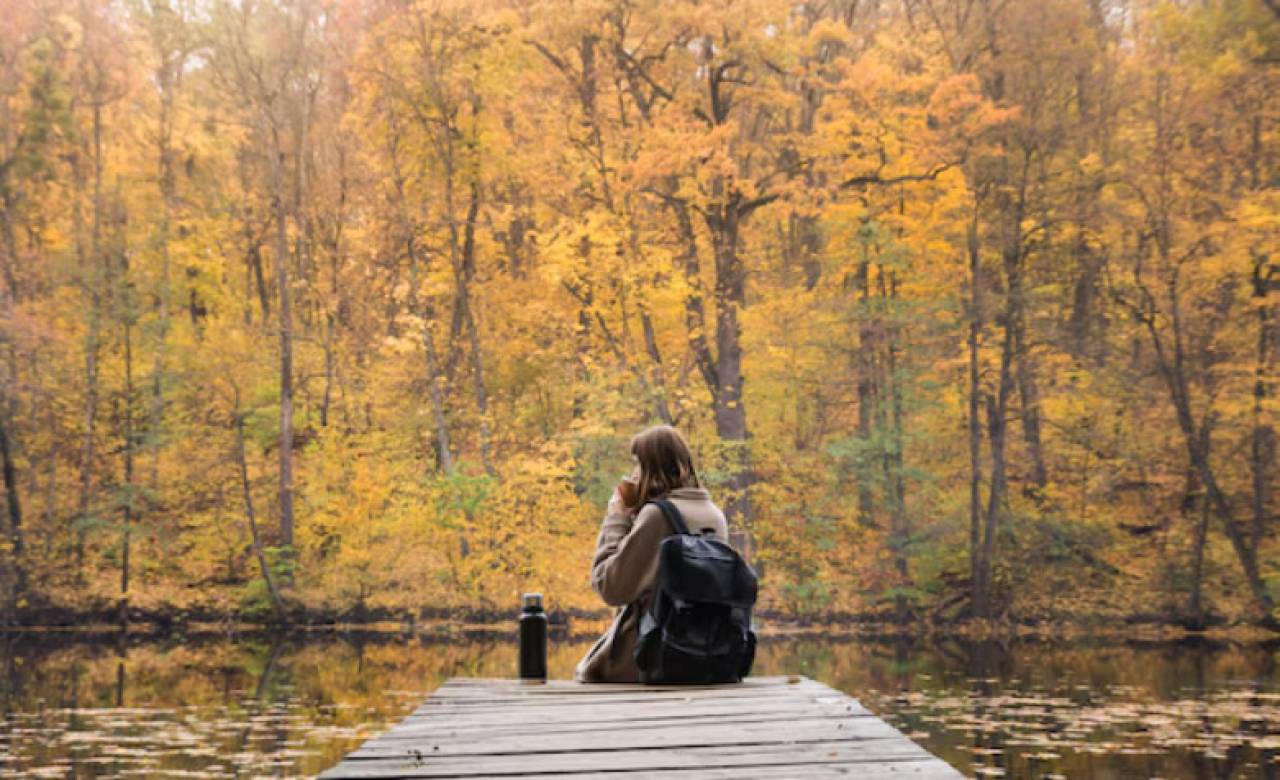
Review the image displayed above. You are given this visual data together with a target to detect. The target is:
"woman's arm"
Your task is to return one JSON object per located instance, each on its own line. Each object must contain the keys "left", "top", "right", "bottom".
{"left": 590, "top": 499, "right": 665, "bottom": 607}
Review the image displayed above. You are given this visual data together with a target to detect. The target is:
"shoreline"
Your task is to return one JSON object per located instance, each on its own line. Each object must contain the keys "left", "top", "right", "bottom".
{"left": 3, "top": 610, "right": 1278, "bottom": 645}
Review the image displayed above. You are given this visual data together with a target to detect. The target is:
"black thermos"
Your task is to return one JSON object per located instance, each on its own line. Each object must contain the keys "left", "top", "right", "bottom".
{"left": 519, "top": 592, "right": 547, "bottom": 681}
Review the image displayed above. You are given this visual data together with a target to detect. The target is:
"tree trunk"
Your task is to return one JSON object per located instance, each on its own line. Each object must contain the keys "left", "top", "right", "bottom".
{"left": 1195, "top": 439, "right": 1273, "bottom": 622}
{"left": 0, "top": 196, "right": 20, "bottom": 302}
{"left": 1013, "top": 321, "right": 1047, "bottom": 492}
{"left": 458, "top": 182, "right": 495, "bottom": 479}
{"left": 1141, "top": 283, "right": 1277, "bottom": 623}
{"left": 1131, "top": 72, "right": 1273, "bottom": 624}
{"left": 0, "top": 413, "right": 25, "bottom": 619}
{"left": 1068, "top": 228, "right": 1102, "bottom": 359}
{"left": 423, "top": 322, "right": 454, "bottom": 475}
{"left": 119, "top": 266, "right": 134, "bottom": 630}
{"left": 41, "top": 405, "right": 56, "bottom": 561}
{"left": 705, "top": 200, "right": 754, "bottom": 555}
{"left": 672, "top": 198, "right": 718, "bottom": 397}
{"left": 464, "top": 305, "right": 495, "bottom": 479}
{"left": 268, "top": 125, "right": 296, "bottom": 552}
{"left": 1185, "top": 473, "right": 1208, "bottom": 630}
{"left": 76, "top": 102, "right": 106, "bottom": 576}
{"left": 249, "top": 243, "right": 270, "bottom": 321}
{"left": 1004, "top": 151, "right": 1046, "bottom": 493}
{"left": 1066, "top": 29, "right": 1111, "bottom": 364}
{"left": 148, "top": 41, "right": 179, "bottom": 490}
{"left": 389, "top": 126, "right": 455, "bottom": 476}
{"left": 403, "top": 228, "right": 456, "bottom": 473}
{"left": 794, "top": 213, "right": 823, "bottom": 290}
{"left": 882, "top": 269, "right": 909, "bottom": 621}
{"left": 76, "top": 307, "right": 100, "bottom": 575}
{"left": 979, "top": 317, "right": 1014, "bottom": 620}
{"left": 319, "top": 149, "right": 349, "bottom": 430}
{"left": 233, "top": 392, "right": 286, "bottom": 624}
{"left": 967, "top": 205, "right": 984, "bottom": 617}
{"left": 321, "top": 312, "right": 333, "bottom": 428}
{"left": 638, "top": 305, "right": 674, "bottom": 425}
{"left": 854, "top": 258, "right": 876, "bottom": 529}
{"left": 1249, "top": 254, "right": 1274, "bottom": 554}
{"left": 0, "top": 199, "right": 25, "bottom": 615}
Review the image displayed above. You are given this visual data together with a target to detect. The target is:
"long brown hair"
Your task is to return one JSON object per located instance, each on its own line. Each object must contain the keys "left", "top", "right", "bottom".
{"left": 630, "top": 425, "right": 701, "bottom": 506}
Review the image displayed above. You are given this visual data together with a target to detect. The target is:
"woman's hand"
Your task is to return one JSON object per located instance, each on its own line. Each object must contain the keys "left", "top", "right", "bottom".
{"left": 606, "top": 487, "right": 627, "bottom": 518}
{"left": 606, "top": 465, "right": 642, "bottom": 519}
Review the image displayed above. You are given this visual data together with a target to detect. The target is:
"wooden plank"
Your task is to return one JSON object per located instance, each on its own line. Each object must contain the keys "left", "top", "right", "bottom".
{"left": 318, "top": 676, "right": 962, "bottom": 780}
{"left": 405, "top": 680, "right": 861, "bottom": 720}
{"left": 322, "top": 739, "right": 940, "bottom": 778}
{"left": 434, "top": 676, "right": 802, "bottom": 691}
{"left": 410, "top": 692, "right": 848, "bottom": 714}
{"left": 398, "top": 705, "right": 869, "bottom": 732}
{"left": 432, "top": 764, "right": 963, "bottom": 780}
{"left": 417, "top": 685, "right": 843, "bottom": 704}
{"left": 385, "top": 704, "right": 871, "bottom": 735}
{"left": 402, "top": 684, "right": 864, "bottom": 718}
{"left": 424, "top": 676, "right": 808, "bottom": 691}
{"left": 416, "top": 679, "right": 831, "bottom": 705}
{"left": 325, "top": 760, "right": 958, "bottom": 780}
{"left": 366, "top": 710, "right": 877, "bottom": 743}
{"left": 352, "top": 715, "right": 899, "bottom": 756}
{"left": 365, "top": 690, "right": 870, "bottom": 719}
{"left": 406, "top": 696, "right": 864, "bottom": 717}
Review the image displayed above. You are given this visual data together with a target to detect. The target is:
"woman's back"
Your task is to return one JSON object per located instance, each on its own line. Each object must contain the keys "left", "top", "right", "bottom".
{"left": 574, "top": 424, "right": 732, "bottom": 684}
{"left": 590, "top": 486, "right": 727, "bottom": 607}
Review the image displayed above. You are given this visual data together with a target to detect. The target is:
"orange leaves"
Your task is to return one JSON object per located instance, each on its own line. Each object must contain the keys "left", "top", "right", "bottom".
{"left": 3, "top": 0, "right": 1277, "bottom": 629}
{"left": 927, "top": 74, "right": 1016, "bottom": 142}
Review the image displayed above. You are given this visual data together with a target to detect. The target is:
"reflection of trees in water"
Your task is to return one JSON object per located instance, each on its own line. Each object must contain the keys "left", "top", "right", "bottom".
{"left": 3, "top": 632, "right": 1277, "bottom": 699}
{"left": 0, "top": 632, "right": 559, "bottom": 776}
{"left": 1, "top": 631, "right": 20, "bottom": 711}
{"left": 114, "top": 628, "right": 126, "bottom": 708}
{"left": 751, "top": 635, "right": 1280, "bottom": 779}
{"left": 0, "top": 633, "right": 1278, "bottom": 777}
{"left": 232, "top": 634, "right": 282, "bottom": 756}
{"left": 0, "top": 630, "right": 605, "bottom": 717}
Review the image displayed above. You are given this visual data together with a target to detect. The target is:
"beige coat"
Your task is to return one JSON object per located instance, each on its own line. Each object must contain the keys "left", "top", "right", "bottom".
{"left": 573, "top": 486, "right": 729, "bottom": 683}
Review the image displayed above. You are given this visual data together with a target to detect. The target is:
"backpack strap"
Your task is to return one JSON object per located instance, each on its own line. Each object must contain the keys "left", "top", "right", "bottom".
{"left": 649, "top": 498, "right": 690, "bottom": 536}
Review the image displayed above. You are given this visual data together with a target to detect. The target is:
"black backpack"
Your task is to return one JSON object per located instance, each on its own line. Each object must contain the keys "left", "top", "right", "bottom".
{"left": 634, "top": 498, "right": 758, "bottom": 684}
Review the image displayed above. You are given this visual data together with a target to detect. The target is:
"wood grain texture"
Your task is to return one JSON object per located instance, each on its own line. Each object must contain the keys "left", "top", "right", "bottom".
{"left": 319, "top": 676, "right": 962, "bottom": 779}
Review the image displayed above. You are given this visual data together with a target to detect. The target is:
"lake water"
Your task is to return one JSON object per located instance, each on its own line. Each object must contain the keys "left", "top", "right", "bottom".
{"left": 1, "top": 629, "right": 1278, "bottom": 778}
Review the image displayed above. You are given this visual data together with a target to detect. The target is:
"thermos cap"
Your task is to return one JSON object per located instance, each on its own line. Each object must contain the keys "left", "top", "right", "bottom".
{"left": 522, "top": 592, "right": 543, "bottom": 609}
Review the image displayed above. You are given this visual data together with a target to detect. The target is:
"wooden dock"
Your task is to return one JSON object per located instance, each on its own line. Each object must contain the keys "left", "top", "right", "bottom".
{"left": 319, "top": 676, "right": 962, "bottom": 779}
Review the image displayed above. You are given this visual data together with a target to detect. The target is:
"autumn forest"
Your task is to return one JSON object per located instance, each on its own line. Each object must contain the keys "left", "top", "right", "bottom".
{"left": 0, "top": 0, "right": 1276, "bottom": 630}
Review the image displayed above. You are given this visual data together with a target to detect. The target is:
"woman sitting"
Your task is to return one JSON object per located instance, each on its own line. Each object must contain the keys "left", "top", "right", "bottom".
{"left": 574, "top": 424, "right": 728, "bottom": 683}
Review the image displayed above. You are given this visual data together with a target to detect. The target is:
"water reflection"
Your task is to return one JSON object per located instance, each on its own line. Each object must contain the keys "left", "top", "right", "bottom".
{"left": 763, "top": 636, "right": 1280, "bottom": 779}
{"left": 0, "top": 631, "right": 1277, "bottom": 778}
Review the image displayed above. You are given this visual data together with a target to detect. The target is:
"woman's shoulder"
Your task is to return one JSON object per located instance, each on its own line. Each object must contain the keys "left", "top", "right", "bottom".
{"left": 667, "top": 486, "right": 713, "bottom": 502}
{"left": 625, "top": 503, "right": 679, "bottom": 542}
{"left": 648, "top": 488, "right": 727, "bottom": 529}
{"left": 633, "top": 502, "right": 663, "bottom": 523}
{"left": 643, "top": 487, "right": 716, "bottom": 517}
